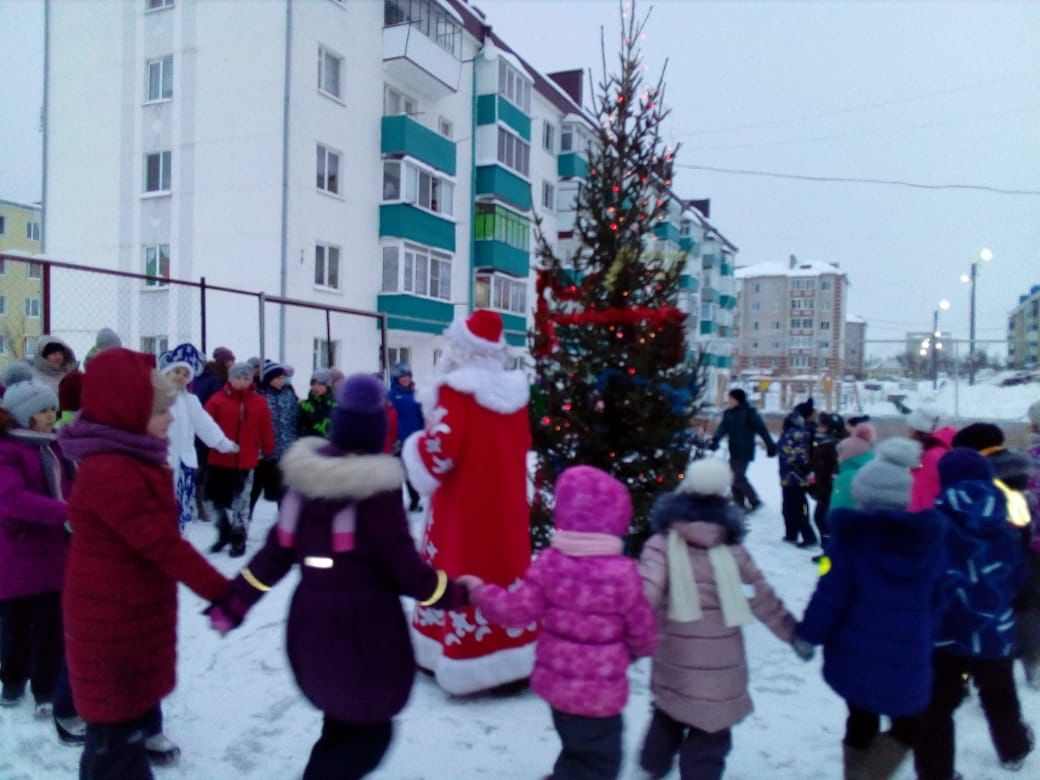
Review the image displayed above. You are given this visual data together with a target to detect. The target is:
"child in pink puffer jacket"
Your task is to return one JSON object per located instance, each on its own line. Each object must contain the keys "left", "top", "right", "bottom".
{"left": 465, "top": 465, "right": 657, "bottom": 780}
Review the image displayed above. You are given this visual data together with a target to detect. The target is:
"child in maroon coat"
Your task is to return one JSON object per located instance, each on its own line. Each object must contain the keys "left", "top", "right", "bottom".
{"left": 59, "top": 349, "right": 231, "bottom": 780}
{"left": 207, "top": 374, "right": 469, "bottom": 779}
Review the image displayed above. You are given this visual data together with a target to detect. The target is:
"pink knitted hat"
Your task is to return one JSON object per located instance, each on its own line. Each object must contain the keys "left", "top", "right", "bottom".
{"left": 837, "top": 422, "right": 876, "bottom": 462}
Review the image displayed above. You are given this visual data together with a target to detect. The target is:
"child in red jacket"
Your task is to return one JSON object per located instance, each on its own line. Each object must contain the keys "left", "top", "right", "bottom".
{"left": 203, "top": 363, "right": 275, "bottom": 557}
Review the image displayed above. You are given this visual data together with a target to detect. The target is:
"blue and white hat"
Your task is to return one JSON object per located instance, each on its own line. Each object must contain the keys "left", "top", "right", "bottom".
{"left": 158, "top": 343, "right": 205, "bottom": 382}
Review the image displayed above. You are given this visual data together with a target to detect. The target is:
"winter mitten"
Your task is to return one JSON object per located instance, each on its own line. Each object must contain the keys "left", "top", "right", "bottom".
{"left": 216, "top": 440, "right": 240, "bottom": 454}
{"left": 456, "top": 575, "right": 485, "bottom": 595}
{"left": 766, "top": 443, "right": 778, "bottom": 458}
{"left": 708, "top": 440, "right": 719, "bottom": 451}
{"left": 792, "top": 637, "right": 816, "bottom": 661}
{"left": 205, "top": 592, "right": 249, "bottom": 636}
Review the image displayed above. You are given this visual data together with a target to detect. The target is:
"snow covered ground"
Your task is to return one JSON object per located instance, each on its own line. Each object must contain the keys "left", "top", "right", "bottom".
{"left": 2, "top": 456, "right": 1038, "bottom": 779}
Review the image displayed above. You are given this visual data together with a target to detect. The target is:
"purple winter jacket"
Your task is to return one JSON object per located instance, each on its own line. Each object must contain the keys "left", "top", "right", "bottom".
{"left": 474, "top": 465, "right": 658, "bottom": 718}
{"left": 0, "top": 431, "right": 73, "bottom": 600}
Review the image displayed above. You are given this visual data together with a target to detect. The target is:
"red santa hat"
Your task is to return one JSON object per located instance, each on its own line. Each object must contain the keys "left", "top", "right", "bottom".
{"left": 443, "top": 309, "right": 507, "bottom": 360}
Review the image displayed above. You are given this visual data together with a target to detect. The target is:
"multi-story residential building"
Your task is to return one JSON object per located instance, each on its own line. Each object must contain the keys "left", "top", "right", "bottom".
{"left": 0, "top": 199, "right": 44, "bottom": 366}
{"left": 844, "top": 314, "right": 866, "bottom": 379}
{"left": 733, "top": 256, "right": 848, "bottom": 380}
{"left": 43, "top": 0, "right": 738, "bottom": 387}
{"left": 1007, "top": 284, "right": 1040, "bottom": 369}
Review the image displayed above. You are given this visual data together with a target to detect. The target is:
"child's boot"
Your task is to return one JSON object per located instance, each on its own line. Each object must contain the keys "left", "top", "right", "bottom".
{"left": 228, "top": 527, "right": 246, "bottom": 558}
{"left": 209, "top": 513, "right": 230, "bottom": 553}
{"left": 857, "top": 733, "right": 909, "bottom": 779}
{"left": 843, "top": 744, "right": 868, "bottom": 780}
{"left": 145, "top": 732, "right": 181, "bottom": 765}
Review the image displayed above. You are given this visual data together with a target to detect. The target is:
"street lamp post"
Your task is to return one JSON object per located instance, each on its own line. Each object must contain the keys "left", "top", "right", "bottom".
{"left": 961, "top": 248, "right": 993, "bottom": 386}
{"left": 923, "top": 300, "right": 951, "bottom": 390}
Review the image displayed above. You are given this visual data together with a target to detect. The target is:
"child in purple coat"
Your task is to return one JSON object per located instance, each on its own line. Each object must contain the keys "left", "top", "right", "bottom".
{"left": 207, "top": 374, "right": 469, "bottom": 779}
{"left": 466, "top": 465, "right": 658, "bottom": 780}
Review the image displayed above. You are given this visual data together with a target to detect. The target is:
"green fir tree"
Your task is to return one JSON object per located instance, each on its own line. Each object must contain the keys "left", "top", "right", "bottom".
{"left": 530, "top": 5, "right": 707, "bottom": 553}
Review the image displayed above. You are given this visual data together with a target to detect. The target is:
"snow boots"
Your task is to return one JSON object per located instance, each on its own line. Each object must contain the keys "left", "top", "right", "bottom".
{"left": 209, "top": 512, "right": 231, "bottom": 553}
{"left": 844, "top": 734, "right": 909, "bottom": 780}
{"left": 55, "top": 715, "right": 88, "bottom": 746}
{"left": 145, "top": 733, "right": 182, "bottom": 766}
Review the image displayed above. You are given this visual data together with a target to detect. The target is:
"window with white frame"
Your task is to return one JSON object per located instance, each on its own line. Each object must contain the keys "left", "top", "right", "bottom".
{"left": 821, "top": 279, "right": 833, "bottom": 290}
{"left": 791, "top": 336, "right": 813, "bottom": 349}
{"left": 146, "top": 56, "right": 173, "bottom": 102}
{"left": 23, "top": 336, "right": 38, "bottom": 357}
{"left": 751, "top": 302, "right": 760, "bottom": 312}
{"left": 144, "top": 244, "right": 170, "bottom": 287}
{"left": 820, "top": 320, "right": 831, "bottom": 330}
{"left": 386, "top": 347, "right": 411, "bottom": 370}
{"left": 316, "top": 144, "right": 340, "bottom": 194}
{"left": 791, "top": 298, "right": 814, "bottom": 311}
{"left": 542, "top": 122, "right": 555, "bottom": 153}
{"left": 497, "top": 59, "right": 531, "bottom": 112}
{"left": 314, "top": 243, "right": 340, "bottom": 290}
{"left": 474, "top": 203, "right": 530, "bottom": 250}
{"left": 541, "top": 181, "right": 555, "bottom": 211}
{"left": 819, "top": 339, "right": 831, "bottom": 350}
{"left": 313, "top": 339, "right": 339, "bottom": 370}
{"left": 752, "top": 321, "right": 760, "bottom": 331}
{"left": 25, "top": 298, "right": 41, "bottom": 318}
{"left": 383, "top": 85, "right": 417, "bottom": 116}
{"left": 381, "top": 243, "right": 452, "bottom": 301}
{"left": 141, "top": 336, "right": 169, "bottom": 358}
{"left": 474, "top": 272, "right": 527, "bottom": 315}
{"left": 146, "top": 0, "right": 174, "bottom": 9}
{"left": 382, "top": 160, "right": 454, "bottom": 217}
{"left": 497, "top": 127, "right": 530, "bottom": 177}
{"left": 25, "top": 222, "right": 40, "bottom": 241}
{"left": 790, "top": 355, "right": 810, "bottom": 368}
{"left": 26, "top": 262, "right": 42, "bottom": 279}
{"left": 438, "top": 117, "right": 453, "bottom": 138}
{"left": 144, "top": 151, "right": 172, "bottom": 193}
{"left": 317, "top": 46, "right": 342, "bottom": 99}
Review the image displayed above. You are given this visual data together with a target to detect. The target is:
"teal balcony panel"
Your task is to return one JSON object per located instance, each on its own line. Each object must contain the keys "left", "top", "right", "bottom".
{"left": 654, "top": 221, "right": 681, "bottom": 244}
{"left": 557, "top": 152, "right": 589, "bottom": 180}
{"left": 500, "top": 312, "right": 527, "bottom": 347}
{"left": 381, "top": 115, "right": 456, "bottom": 176}
{"left": 379, "top": 204, "right": 455, "bottom": 252}
{"left": 719, "top": 294, "right": 737, "bottom": 310}
{"left": 475, "top": 165, "right": 532, "bottom": 211}
{"left": 679, "top": 274, "right": 700, "bottom": 293}
{"left": 497, "top": 97, "right": 531, "bottom": 140}
{"left": 474, "top": 240, "right": 531, "bottom": 277}
{"left": 378, "top": 294, "right": 455, "bottom": 335}
{"left": 700, "top": 320, "right": 716, "bottom": 336}
{"left": 720, "top": 262, "right": 733, "bottom": 276}
{"left": 476, "top": 94, "right": 497, "bottom": 126}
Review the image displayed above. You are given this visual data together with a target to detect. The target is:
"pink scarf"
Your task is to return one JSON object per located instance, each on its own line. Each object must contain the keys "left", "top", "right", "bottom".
{"left": 551, "top": 529, "right": 623, "bottom": 557}
{"left": 277, "top": 489, "right": 356, "bottom": 553}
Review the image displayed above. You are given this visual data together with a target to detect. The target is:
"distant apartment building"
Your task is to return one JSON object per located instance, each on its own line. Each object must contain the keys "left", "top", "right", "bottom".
{"left": 844, "top": 314, "right": 866, "bottom": 378}
{"left": 733, "top": 257, "right": 848, "bottom": 379}
{"left": 0, "top": 199, "right": 44, "bottom": 366}
{"left": 1008, "top": 284, "right": 1040, "bottom": 369}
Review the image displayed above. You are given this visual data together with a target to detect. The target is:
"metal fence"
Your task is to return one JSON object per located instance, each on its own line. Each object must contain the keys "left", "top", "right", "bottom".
{"left": 0, "top": 251, "right": 389, "bottom": 376}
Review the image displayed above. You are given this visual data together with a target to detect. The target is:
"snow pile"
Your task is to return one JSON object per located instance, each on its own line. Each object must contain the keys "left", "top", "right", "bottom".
{"left": 1, "top": 458, "right": 1036, "bottom": 778}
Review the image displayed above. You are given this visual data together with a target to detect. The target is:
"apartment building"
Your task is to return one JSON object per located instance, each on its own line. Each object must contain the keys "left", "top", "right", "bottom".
{"left": 0, "top": 199, "right": 44, "bottom": 366}
{"left": 733, "top": 257, "right": 848, "bottom": 379}
{"left": 1008, "top": 284, "right": 1040, "bottom": 369}
{"left": 844, "top": 314, "right": 866, "bottom": 378}
{"left": 43, "top": 0, "right": 735, "bottom": 386}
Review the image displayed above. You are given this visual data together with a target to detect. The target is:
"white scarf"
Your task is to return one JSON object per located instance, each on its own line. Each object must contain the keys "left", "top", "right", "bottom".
{"left": 666, "top": 529, "right": 753, "bottom": 628}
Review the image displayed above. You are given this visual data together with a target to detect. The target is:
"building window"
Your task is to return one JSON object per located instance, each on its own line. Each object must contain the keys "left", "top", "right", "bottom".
{"left": 383, "top": 85, "right": 417, "bottom": 116}
{"left": 542, "top": 122, "right": 555, "bottom": 153}
{"left": 753, "top": 283, "right": 760, "bottom": 293}
{"left": 541, "top": 181, "right": 555, "bottom": 211}
{"left": 790, "top": 355, "right": 810, "bottom": 368}
{"left": 0, "top": 216, "right": 6, "bottom": 234}
{"left": 23, "top": 336, "right": 38, "bottom": 357}
{"left": 497, "top": 59, "right": 531, "bottom": 113}
{"left": 750, "top": 302, "right": 760, "bottom": 312}
{"left": 146, "top": 0, "right": 174, "bottom": 9}
{"left": 144, "top": 151, "right": 172, "bottom": 193}
{"left": 141, "top": 337, "right": 169, "bottom": 357}
{"left": 384, "top": 0, "right": 462, "bottom": 57}
{"left": 24, "top": 298, "right": 41, "bottom": 318}
{"left": 773, "top": 321, "right": 781, "bottom": 330}
{"left": 819, "top": 340, "right": 831, "bottom": 350}
{"left": 318, "top": 46, "right": 342, "bottom": 99}
{"left": 475, "top": 273, "right": 527, "bottom": 315}
{"left": 821, "top": 279, "right": 832, "bottom": 291}
{"left": 820, "top": 320, "right": 831, "bottom": 330}
{"left": 0, "top": 259, "right": 5, "bottom": 274}
{"left": 314, "top": 243, "right": 340, "bottom": 290}
{"left": 0, "top": 335, "right": 6, "bottom": 355}
{"left": 791, "top": 298, "right": 814, "bottom": 311}
{"left": 386, "top": 346, "right": 411, "bottom": 370}
{"left": 497, "top": 127, "right": 530, "bottom": 177}
{"left": 382, "top": 160, "right": 454, "bottom": 217}
{"left": 144, "top": 244, "right": 170, "bottom": 287}
{"left": 752, "top": 321, "right": 760, "bottom": 331}
{"left": 438, "top": 117, "right": 453, "bottom": 138}
{"left": 474, "top": 203, "right": 530, "bottom": 251}
{"left": 316, "top": 144, "right": 340, "bottom": 194}
{"left": 146, "top": 56, "right": 173, "bottom": 102}
{"left": 0, "top": 295, "right": 5, "bottom": 314}
{"left": 381, "top": 243, "right": 452, "bottom": 301}
{"left": 792, "top": 278, "right": 816, "bottom": 290}
{"left": 25, "top": 222, "right": 41, "bottom": 242}
{"left": 26, "top": 262, "right": 42, "bottom": 279}
{"left": 313, "top": 338, "right": 338, "bottom": 370}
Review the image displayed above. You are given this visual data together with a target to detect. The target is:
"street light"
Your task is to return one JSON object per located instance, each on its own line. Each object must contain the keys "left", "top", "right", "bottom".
{"left": 924, "top": 299, "right": 951, "bottom": 390}
{"left": 963, "top": 248, "right": 993, "bottom": 385}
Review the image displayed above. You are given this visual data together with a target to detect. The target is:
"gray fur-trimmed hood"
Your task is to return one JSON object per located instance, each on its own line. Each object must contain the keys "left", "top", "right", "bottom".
{"left": 280, "top": 437, "right": 403, "bottom": 500}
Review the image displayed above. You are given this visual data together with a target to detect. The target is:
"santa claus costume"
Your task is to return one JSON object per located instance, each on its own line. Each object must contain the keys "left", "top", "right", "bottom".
{"left": 403, "top": 310, "right": 537, "bottom": 694}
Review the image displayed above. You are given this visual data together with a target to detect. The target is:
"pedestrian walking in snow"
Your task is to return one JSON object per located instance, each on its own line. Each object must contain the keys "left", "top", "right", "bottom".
{"left": 708, "top": 388, "right": 776, "bottom": 512}
{"left": 809, "top": 412, "right": 846, "bottom": 542}
{"left": 158, "top": 344, "right": 238, "bottom": 531}
{"left": 777, "top": 406, "right": 817, "bottom": 548}
{"left": 466, "top": 465, "right": 657, "bottom": 780}
{"left": 206, "top": 374, "right": 469, "bottom": 780}
{"left": 795, "top": 437, "right": 949, "bottom": 780}
{"left": 637, "top": 458, "right": 797, "bottom": 780}
{"left": 914, "top": 448, "right": 1034, "bottom": 779}
{"left": 387, "top": 363, "right": 424, "bottom": 511}
{"left": 58, "top": 349, "right": 232, "bottom": 779}
{"left": 203, "top": 363, "right": 275, "bottom": 557}
{"left": 297, "top": 369, "right": 335, "bottom": 439}
{"left": 249, "top": 360, "right": 297, "bottom": 514}
{"left": 906, "top": 404, "right": 956, "bottom": 511}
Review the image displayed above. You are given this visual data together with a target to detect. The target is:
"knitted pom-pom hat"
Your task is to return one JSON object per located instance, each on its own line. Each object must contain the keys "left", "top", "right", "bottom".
{"left": 330, "top": 374, "right": 387, "bottom": 454}
{"left": 851, "top": 437, "right": 921, "bottom": 510}
{"left": 553, "top": 465, "right": 632, "bottom": 536}
{"left": 678, "top": 458, "right": 733, "bottom": 498}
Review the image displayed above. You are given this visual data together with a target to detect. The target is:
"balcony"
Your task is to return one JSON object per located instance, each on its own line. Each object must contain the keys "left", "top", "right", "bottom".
{"left": 475, "top": 165, "right": 532, "bottom": 211}
{"left": 654, "top": 220, "right": 680, "bottom": 244}
{"left": 378, "top": 293, "right": 455, "bottom": 335}
{"left": 679, "top": 236, "right": 698, "bottom": 254}
{"left": 476, "top": 94, "right": 531, "bottom": 140}
{"left": 473, "top": 241, "right": 530, "bottom": 277}
{"left": 679, "top": 274, "right": 699, "bottom": 293}
{"left": 382, "top": 21, "right": 462, "bottom": 97}
{"left": 702, "top": 253, "right": 718, "bottom": 270}
{"left": 381, "top": 115, "right": 456, "bottom": 176}
{"left": 379, "top": 203, "right": 455, "bottom": 251}
{"left": 557, "top": 152, "right": 589, "bottom": 180}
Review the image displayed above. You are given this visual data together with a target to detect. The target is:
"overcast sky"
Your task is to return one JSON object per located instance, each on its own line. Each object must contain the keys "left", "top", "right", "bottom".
{"left": 1, "top": 0, "right": 1037, "bottom": 356}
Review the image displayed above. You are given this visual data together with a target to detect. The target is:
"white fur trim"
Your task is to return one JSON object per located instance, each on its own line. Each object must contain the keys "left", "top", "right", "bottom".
{"left": 906, "top": 405, "right": 944, "bottom": 434}
{"left": 280, "top": 438, "right": 403, "bottom": 500}
{"left": 160, "top": 361, "right": 195, "bottom": 381}
{"left": 402, "top": 431, "right": 441, "bottom": 496}
{"left": 678, "top": 458, "right": 733, "bottom": 496}
{"left": 875, "top": 437, "right": 922, "bottom": 468}
{"left": 422, "top": 368, "right": 530, "bottom": 415}
{"left": 445, "top": 316, "right": 508, "bottom": 359}
{"left": 410, "top": 629, "right": 536, "bottom": 695}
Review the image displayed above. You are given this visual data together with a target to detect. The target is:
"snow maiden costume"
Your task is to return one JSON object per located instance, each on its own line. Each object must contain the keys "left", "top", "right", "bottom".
{"left": 403, "top": 309, "right": 537, "bottom": 695}
{"left": 158, "top": 344, "right": 237, "bottom": 530}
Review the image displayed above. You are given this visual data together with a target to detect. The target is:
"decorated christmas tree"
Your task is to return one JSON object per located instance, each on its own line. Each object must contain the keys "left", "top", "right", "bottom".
{"left": 530, "top": 5, "right": 706, "bottom": 551}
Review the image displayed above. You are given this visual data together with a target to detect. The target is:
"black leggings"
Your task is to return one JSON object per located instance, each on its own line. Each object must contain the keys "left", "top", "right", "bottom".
{"left": 844, "top": 703, "right": 920, "bottom": 750}
{"left": 0, "top": 591, "right": 63, "bottom": 704}
{"left": 303, "top": 717, "right": 393, "bottom": 780}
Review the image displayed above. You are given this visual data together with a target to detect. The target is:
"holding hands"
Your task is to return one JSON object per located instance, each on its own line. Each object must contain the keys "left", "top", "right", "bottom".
{"left": 791, "top": 637, "right": 815, "bottom": 662}
{"left": 456, "top": 574, "right": 484, "bottom": 596}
